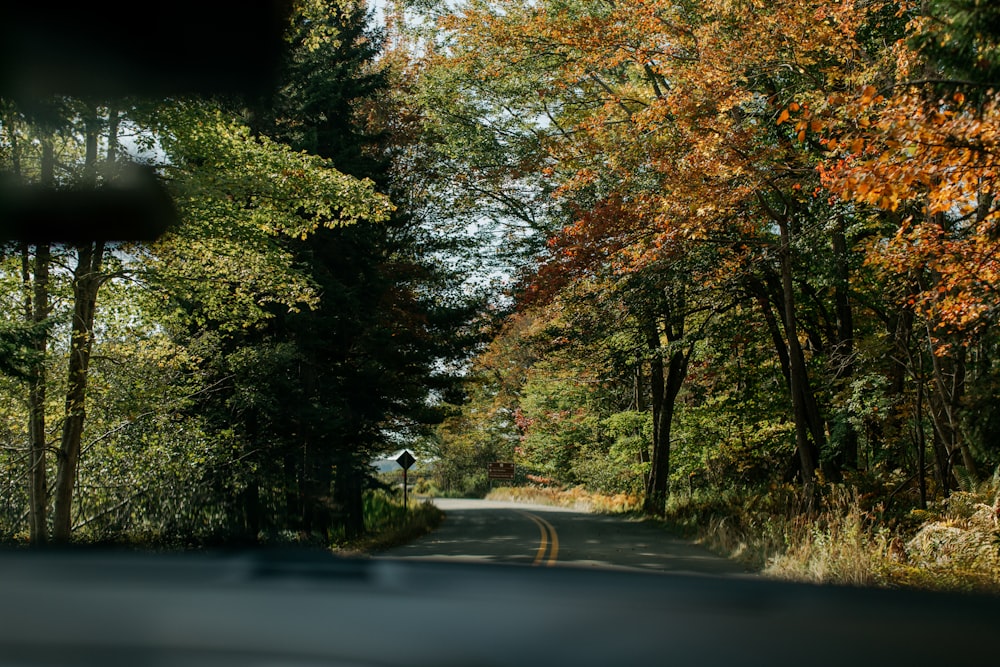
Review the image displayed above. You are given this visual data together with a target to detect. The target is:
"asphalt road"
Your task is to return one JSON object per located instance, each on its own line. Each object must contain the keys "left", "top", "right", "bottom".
{"left": 380, "top": 498, "right": 750, "bottom": 575}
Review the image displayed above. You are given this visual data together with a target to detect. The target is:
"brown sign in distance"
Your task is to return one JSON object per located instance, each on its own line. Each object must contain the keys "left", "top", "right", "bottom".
{"left": 488, "top": 462, "right": 516, "bottom": 480}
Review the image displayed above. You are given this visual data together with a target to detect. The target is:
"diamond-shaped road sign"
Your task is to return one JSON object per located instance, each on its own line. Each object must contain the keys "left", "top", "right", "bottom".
{"left": 396, "top": 450, "right": 416, "bottom": 471}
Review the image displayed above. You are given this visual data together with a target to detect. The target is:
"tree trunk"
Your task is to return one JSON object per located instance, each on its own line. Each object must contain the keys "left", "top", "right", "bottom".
{"left": 931, "top": 427, "right": 951, "bottom": 494}
{"left": 23, "top": 134, "right": 55, "bottom": 545}
{"left": 24, "top": 242, "right": 50, "bottom": 545}
{"left": 241, "top": 482, "right": 261, "bottom": 543}
{"left": 634, "top": 363, "right": 650, "bottom": 472}
{"left": 881, "top": 299, "right": 916, "bottom": 471}
{"left": 52, "top": 241, "right": 105, "bottom": 542}
{"left": 750, "top": 281, "right": 791, "bottom": 388}
{"left": 750, "top": 270, "right": 824, "bottom": 474}
{"left": 925, "top": 331, "right": 976, "bottom": 491}
{"left": 777, "top": 215, "right": 818, "bottom": 488}
{"left": 284, "top": 450, "right": 301, "bottom": 528}
{"left": 643, "top": 321, "right": 667, "bottom": 515}
{"left": 915, "top": 374, "right": 927, "bottom": 509}
{"left": 335, "top": 453, "right": 365, "bottom": 539}
{"left": 831, "top": 219, "right": 858, "bottom": 472}
{"left": 642, "top": 290, "right": 691, "bottom": 516}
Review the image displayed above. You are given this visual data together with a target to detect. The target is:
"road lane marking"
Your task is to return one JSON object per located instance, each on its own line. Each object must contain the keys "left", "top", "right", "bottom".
{"left": 538, "top": 513, "right": 559, "bottom": 565}
{"left": 517, "top": 511, "right": 559, "bottom": 566}
{"left": 527, "top": 513, "right": 548, "bottom": 564}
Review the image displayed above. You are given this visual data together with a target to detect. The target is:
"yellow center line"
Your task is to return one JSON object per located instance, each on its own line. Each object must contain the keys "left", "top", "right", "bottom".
{"left": 517, "top": 510, "right": 559, "bottom": 566}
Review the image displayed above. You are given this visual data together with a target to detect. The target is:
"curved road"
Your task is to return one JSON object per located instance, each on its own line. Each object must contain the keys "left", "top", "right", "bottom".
{"left": 380, "top": 498, "right": 750, "bottom": 576}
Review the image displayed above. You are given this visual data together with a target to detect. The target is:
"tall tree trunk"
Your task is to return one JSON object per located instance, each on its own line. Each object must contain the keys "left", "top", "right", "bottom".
{"left": 652, "top": 348, "right": 687, "bottom": 502}
{"left": 925, "top": 336, "right": 977, "bottom": 489}
{"left": 52, "top": 241, "right": 105, "bottom": 542}
{"left": 881, "top": 298, "right": 916, "bottom": 471}
{"left": 915, "top": 372, "right": 927, "bottom": 509}
{"left": 284, "top": 450, "right": 301, "bottom": 528}
{"left": 634, "top": 362, "right": 649, "bottom": 472}
{"left": 749, "top": 270, "right": 824, "bottom": 478}
{"left": 931, "top": 427, "right": 951, "bottom": 494}
{"left": 776, "top": 215, "right": 818, "bottom": 488}
{"left": 241, "top": 482, "right": 262, "bottom": 543}
{"left": 642, "top": 291, "right": 691, "bottom": 516}
{"left": 644, "top": 350, "right": 687, "bottom": 514}
{"left": 24, "top": 242, "right": 50, "bottom": 545}
{"left": 335, "top": 452, "right": 365, "bottom": 539}
{"left": 643, "top": 320, "right": 667, "bottom": 515}
{"left": 749, "top": 281, "right": 791, "bottom": 388}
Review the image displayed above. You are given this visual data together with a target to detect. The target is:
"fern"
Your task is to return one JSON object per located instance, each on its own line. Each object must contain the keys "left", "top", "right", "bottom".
{"left": 953, "top": 466, "right": 977, "bottom": 493}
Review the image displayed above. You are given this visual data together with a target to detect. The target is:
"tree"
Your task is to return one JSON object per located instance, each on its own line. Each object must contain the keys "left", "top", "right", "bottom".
{"left": 0, "top": 67, "right": 390, "bottom": 542}
{"left": 817, "top": 0, "right": 1000, "bottom": 490}
{"left": 160, "top": 0, "right": 483, "bottom": 540}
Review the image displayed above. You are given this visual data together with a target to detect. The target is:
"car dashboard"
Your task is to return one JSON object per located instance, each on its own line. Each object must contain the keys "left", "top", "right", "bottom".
{"left": 0, "top": 549, "right": 996, "bottom": 667}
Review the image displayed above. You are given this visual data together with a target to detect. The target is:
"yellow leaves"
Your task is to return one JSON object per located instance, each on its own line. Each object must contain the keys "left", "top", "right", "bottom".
{"left": 878, "top": 194, "right": 900, "bottom": 211}
{"left": 859, "top": 85, "right": 879, "bottom": 105}
{"left": 777, "top": 109, "right": 790, "bottom": 125}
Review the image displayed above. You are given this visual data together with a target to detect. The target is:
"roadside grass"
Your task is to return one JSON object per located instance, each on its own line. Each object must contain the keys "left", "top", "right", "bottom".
{"left": 332, "top": 489, "right": 444, "bottom": 555}
{"left": 485, "top": 484, "right": 642, "bottom": 514}
{"left": 0, "top": 489, "right": 443, "bottom": 553}
{"left": 663, "top": 479, "right": 1000, "bottom": 593}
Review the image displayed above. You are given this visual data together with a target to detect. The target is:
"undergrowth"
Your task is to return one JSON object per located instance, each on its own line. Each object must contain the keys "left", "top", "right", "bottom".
{"left": 664, "top": 479, "right": 1000, "bottom": 593}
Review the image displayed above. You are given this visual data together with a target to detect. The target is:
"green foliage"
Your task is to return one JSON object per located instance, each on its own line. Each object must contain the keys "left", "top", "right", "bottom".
{"left": 429, "top": 395, "right": 517, "bottom": 497}
{"left": 0, "top": 319, "right": 46, "bottom": 380}
{"left": 517, "top": 357, "right": 607, "bottom": 483}
{"left": 158, "top": 104, "right": 393, "bottom": 234}
{"left": 909, "top": 0, "right": 1000, "bottom": 99}
{"left": 597, "top": 411, "right": 652, "bottom": 495}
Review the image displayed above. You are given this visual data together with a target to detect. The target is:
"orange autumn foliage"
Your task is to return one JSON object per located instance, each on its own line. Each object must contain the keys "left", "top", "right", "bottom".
{"left": 817, "top": 8, "right": 1000, "bottom": 343}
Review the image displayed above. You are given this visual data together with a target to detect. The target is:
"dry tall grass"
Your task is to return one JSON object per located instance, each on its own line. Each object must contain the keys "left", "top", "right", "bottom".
{"left": 763, "top": 487, "right": 890, "bottom": 587}
{"left": 673, "top": 479, "right": 1000, "bottom": 592}
{"left": 485, "top": 485, "right": 642, "bottom": 513}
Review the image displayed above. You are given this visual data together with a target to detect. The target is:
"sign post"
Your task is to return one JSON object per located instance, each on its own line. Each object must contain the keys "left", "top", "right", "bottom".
{"left": 396, "top": 450, "right": 417, "bottom": 510}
